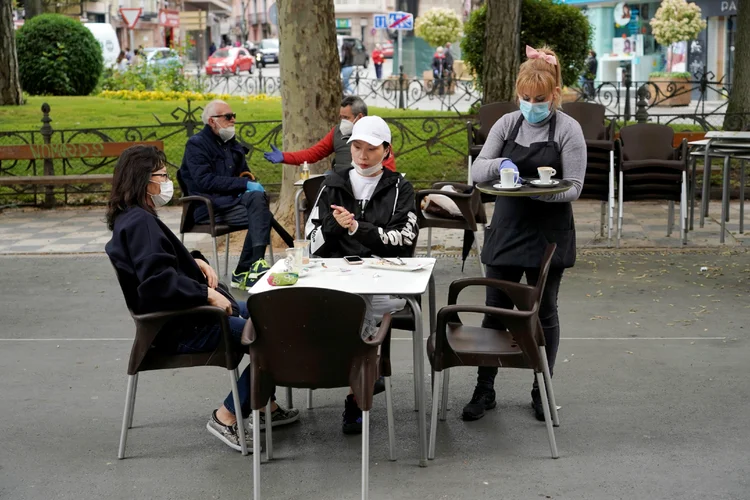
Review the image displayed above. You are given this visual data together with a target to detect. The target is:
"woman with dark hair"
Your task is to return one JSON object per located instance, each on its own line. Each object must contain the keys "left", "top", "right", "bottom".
{"left": 105, "top": 145, "right": 298, "bottom": 452}
{"left": 341, "top": 40, "right": 355, "bottom": 95}
{"left": 116, "top": 50, "right": 129, "bottom": 72}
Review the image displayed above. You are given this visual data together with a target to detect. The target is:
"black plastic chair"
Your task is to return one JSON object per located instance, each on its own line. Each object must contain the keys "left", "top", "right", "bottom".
{"left": 110, "top": 263, "right": 249, "bottom": 458}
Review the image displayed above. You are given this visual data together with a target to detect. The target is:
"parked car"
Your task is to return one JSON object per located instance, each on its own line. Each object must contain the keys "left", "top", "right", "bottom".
{"left": 256, "top": 38, "right": 279, "bottom": 67}
{"left": 337, "top": 35, "right": 369, "bottom": 68}
{"left": 142, "top": 47, "right": 182, "bottom": 68}
{"left": 381, "top": 40, "right": 394, "bottom": 59}
{"left": 205, "top": 47, "right": 255, "bottom": 75}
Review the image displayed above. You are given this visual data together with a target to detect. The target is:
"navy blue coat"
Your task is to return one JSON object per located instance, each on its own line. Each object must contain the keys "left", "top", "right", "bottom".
{"left": 179, "top": 125, "right": 252, "bottom": 219}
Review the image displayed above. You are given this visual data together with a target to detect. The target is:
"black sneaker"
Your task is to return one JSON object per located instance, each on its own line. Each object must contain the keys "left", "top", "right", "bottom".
{"left": 461, "top": 387, "right": 496, "bottom": 421}
{"left": 531, "top": 387, "right": 545, "bottom": 422}
{"left": 342, "top": 394, "right": 363, "bottom": 435}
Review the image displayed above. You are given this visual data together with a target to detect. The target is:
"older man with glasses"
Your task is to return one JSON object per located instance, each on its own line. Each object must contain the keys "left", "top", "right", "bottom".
{"left": 179, "top": 99, "right": 272, "bottom": 290}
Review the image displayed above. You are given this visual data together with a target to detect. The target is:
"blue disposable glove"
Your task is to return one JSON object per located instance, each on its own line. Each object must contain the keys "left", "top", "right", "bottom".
{"left": 246, "top": 181, "right": 265, "bottom": 193}
{"left": 263, "top": 145, "right": 284, "bottom": 164}
{"left": 498, "top": 159, "right": 522, "bottom": 182}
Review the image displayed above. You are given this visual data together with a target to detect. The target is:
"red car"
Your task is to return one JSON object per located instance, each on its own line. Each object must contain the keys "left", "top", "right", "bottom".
{"left": 382, "top": 40, "right": 394, "bottom": 59}
{"left": 205, "top": 47, "right": 255, "bottom": 75}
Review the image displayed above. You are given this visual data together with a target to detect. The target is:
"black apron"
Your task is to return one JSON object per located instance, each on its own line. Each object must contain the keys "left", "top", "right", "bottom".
{"left": 482, "top": 113, "right": 576, "bottom": 269}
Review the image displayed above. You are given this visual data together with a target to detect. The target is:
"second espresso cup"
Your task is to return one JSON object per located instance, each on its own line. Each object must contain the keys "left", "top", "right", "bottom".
{"left": 537, "top": 166, "right": 557, "bottom": 184}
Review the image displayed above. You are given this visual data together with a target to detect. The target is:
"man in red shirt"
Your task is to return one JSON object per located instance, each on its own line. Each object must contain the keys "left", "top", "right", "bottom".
{"left": 263, "top": 96, "right": 396, "bottom": 172}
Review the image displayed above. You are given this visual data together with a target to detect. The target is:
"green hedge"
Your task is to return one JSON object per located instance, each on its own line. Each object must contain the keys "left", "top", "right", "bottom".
{"left": 16, "top": 14, "right": 103, "bottom": 96}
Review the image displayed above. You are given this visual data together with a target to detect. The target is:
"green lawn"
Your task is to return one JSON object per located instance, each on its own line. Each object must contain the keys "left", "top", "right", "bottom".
{"left": 0, "top": 96, "right": 469, "bottom": 204}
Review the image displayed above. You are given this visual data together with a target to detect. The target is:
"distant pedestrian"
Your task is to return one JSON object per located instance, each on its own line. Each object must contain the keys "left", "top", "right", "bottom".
{"left": 584, "top": 50, "right": 598, "bottom": 99}
{"left": 431, "top": 46, "right": 446, "bottom": 95}
{"left": 116, "top": 50, "right": 129, "bottom": 72}
{"left": 444, "top": 42, "right": 454, "bottom": 75}
{"left": 372, "top": 43, "right": 384, "bottom": 80}
{"left": 131, "top": 49, "right": 143, "bottom": 67}
{"left": 341, "top": 40, "right": 355, "bottom": 95}
{"left": 210, "top": 42, "right": 217, "bottom": 56}
{"left": 125, "top": 47, "right": 133, "bottom": 61}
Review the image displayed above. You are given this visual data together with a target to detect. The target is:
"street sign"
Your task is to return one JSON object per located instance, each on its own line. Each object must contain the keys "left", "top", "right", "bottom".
{"left": 158, "top": 9, "right": 180, "bottom": 28}
{"left": 387, "top": 11, "right": 413, "bottom": 30}
{"left": 268, "top": 2, "right": 278, "bottom": 26}
{"left": 119, "top": 8, "right": 142, "bottom": 29}
{"left": 373, "top": 14, "right": 387, "bottom": 29}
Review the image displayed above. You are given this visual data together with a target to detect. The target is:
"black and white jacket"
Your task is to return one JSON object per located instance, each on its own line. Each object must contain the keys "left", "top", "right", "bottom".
{"left": 305, "top": 167, "right": 418, "bottom": 258}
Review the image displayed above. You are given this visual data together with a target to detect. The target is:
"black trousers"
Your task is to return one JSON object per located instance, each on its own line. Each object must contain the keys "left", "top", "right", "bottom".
{"left": 476, "top": 264, "right": 564, "bottom": 391}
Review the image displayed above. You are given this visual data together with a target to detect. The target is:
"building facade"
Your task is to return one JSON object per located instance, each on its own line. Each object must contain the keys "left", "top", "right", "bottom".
{"left": 563, "top": 0, "right": 737, "bottom": 91}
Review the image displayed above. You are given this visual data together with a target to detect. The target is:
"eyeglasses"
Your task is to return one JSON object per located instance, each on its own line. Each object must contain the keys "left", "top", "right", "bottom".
{"left": 151, "top": 173, "right": 170, "bottom": 180}
{"left": 211, "top": 113, "right": 236, "bottom": 121}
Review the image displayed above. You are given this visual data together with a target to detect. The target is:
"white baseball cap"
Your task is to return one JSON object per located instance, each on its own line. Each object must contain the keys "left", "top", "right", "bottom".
{"left": 347, "top": 116, "right": 391, "bottom": 146}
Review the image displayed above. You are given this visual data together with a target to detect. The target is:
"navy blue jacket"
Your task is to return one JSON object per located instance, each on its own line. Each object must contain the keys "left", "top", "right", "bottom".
{"left": 179, "top": 125, "right": 251, "bottom": 219}
{"left": 106, "top": 206, "right": 208, "bottom": 314}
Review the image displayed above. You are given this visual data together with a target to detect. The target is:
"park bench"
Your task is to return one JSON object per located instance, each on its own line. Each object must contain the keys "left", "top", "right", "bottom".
{"left": 0, "top": 141, "right": 164, "bottom": 206}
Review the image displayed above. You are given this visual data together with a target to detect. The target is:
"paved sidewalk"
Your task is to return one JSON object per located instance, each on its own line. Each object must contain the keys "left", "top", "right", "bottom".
{"left": 0, "top": 199, "right": 747, "bottom": 255}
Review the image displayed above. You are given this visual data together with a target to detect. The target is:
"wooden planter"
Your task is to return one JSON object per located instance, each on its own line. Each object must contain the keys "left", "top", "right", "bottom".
{"left": 647, "top": 76, "right": 692, "bottom": 107}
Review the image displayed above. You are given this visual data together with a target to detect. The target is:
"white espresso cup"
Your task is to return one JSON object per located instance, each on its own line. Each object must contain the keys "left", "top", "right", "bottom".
{"left": 537, "top": 166, "right": 557, "bottom": 184}
{"left": 500, "top": 167, "right": 519, "bottom": 188}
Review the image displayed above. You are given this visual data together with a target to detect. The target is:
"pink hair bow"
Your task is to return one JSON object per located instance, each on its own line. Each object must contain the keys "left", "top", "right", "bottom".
{"left": 526, "top": 45, "right": 557, "bottom": 66}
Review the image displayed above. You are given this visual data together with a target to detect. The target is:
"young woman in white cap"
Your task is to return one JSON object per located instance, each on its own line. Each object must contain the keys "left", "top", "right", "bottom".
{"left": 305, "top": 115, "right": 419, "bottom": 434}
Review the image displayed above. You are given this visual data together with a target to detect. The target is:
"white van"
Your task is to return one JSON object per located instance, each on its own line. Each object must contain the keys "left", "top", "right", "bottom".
{"left": 84, "top": 23, "right": 121, "bottom": 68}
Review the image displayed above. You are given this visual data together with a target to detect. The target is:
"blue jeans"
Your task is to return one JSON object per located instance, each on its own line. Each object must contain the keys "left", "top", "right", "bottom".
{"left": 341, "top": 66, "right": 354, "bottom": 94}
{"left": 175, "top": 301, "right": 274, "bottom": 418}
{"left": 198, "top": 190, "right": 271, "bottom": 272}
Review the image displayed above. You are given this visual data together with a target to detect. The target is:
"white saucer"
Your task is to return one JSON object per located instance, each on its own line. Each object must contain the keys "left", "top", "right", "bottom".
{"left": 530, "top": 179, "right": 560, "bottom": 187}
{"left": 492, "top": 183, "right": 523, "bottom": 191}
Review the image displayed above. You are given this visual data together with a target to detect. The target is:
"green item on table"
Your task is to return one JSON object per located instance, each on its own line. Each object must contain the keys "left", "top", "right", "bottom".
{"left": 267, "top": 272, "right": 299, "bottom": 286}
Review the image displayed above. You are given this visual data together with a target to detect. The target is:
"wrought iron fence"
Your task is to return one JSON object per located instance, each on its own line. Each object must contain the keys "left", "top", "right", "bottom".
{"left": 0, "top": 101, "right": 469, "bottom": 207}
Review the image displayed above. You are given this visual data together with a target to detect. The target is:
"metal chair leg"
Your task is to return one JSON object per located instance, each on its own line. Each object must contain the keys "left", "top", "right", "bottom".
{"left": 265, "top": 399, "right": 273, "bottom": 461}
{"left": 384, "top": 376, "right": 396, "bottom": 461}
{"left": 286, "top": 387, "right": 293, "bottom": 409}
{"left": 268, "top": 244, "right": 275, "bottom": 265}
{"left": 212, "top": 237, "right": 220, "bottom": 274}
{"left": 741, "top": 160, "right": 746, "bottom": 234}
{"left": 306, "top": 389, "right": 313, "bottom": 410}
{"left": 230, "top": 368, "right": 248, "bottom": 456}
{"left": 439, "top": 368, "right": 449, "bottom": 421}
{"left": 689, "top": 155, "right": 697, "bottom": 231}
{"left": 413, "top": 339, "right": 419, "bottom": 412}
{"left": 536, "top": 372, "right": 559, "bottom": 459}
{"left": 539, "top": 348, "right": 559, "bottom": 427}
{"left": 682, "top": 172, "right": 689, "bottom": 245}
{"left": 180, "top": 233, "right": 185, "bottom": 244}
{"left": 617, "top": 172, "right": 624, "bottom": 247}
{"left": 361, "top": 410, "right": 370, "bottom": 500}
{"left": 253, "top": 409, "right": 261, "bottom": 500}
{"left": 127, "top": 373, "right": 138, "bottom": 429}
{"left": 428, "top": 370, "right": 441, "bottom": 460}
{"left": 426, "top": 227, "right": 433, "bottom": 257}
{"left": 609, "top": 156, "right": 615, "bottom": 245}
{"left": 117, "top": 374, "right": 137, "bottom": 459}
{"left": 224, "top": 234, "right": 231, "bottom": 278}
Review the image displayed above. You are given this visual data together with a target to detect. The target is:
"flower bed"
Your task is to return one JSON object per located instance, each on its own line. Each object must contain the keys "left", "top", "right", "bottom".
{"left": 98, "top": 90, "right": 281, "bottom": 102}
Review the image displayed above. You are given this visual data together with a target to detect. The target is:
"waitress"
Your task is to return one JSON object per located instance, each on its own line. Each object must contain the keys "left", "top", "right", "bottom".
{"left": 463, "top": 45, "right": 587, "bottom": 422}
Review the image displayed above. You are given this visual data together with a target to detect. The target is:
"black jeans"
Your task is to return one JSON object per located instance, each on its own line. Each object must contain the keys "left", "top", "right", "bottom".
{"left": 199, "top": 191, "right": 272, "bottom": 272}
{"left": 476, "top": 264, "right": 564, "bottom": 391}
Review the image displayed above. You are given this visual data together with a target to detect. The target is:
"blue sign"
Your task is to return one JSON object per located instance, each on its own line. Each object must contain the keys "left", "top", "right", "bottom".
{"left": 373, "top": 14, "right": 387, "bottom": 29}
{"left": 387, "top": 11, "right": 413, "bottom": 30}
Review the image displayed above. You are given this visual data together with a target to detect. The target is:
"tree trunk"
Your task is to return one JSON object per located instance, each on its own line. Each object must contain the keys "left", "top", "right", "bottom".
{"left": 25, "top": 0, "right": 43, "bottom": 19}
{"left": 0, "top": 0, "right": 23, "bottom": 106}
{"left": 482, "top": 0, "right": 521, "bottom": 104}
{"left": 724, "top": 0, "right": 750, "bottom": 130}
{"left": 274, "top": 0, "right": 340, "bottom": 234}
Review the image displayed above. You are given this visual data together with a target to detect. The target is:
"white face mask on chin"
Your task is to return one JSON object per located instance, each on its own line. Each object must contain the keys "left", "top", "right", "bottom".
{"left": 352, "top": 153, "right": 387, "bottom": 176}
{"left": 218, "top": 124, "right": 235, "bottom": 142}
{"left": 149, "top": 180, "right": 174, "bottom": 207}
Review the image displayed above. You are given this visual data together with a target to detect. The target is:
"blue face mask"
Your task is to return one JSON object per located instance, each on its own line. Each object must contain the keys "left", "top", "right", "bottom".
{"left": 519, "top": 99, "right": 552, "bottom": 124}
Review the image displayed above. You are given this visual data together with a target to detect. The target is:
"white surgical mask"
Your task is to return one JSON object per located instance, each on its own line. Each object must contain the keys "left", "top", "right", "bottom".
{"left": 218, "top": 125, "right": 235, "bottom": 142}
{"left": 352, "top": 154, "right": 386, "bottom": 177}
{"left": 339, "top": 119, "right": 354, "bottom": 137}
{"left": 149, "top": 180, "right": 174, "bottom": 207}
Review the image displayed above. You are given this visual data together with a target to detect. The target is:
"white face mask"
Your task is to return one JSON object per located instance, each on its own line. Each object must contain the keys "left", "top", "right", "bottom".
{"left": 149, "top": 180, "right": 174, "bottom": 207}
{"left": 218, "top": 124, "right": 235, "bottom": 142}
{"left": 339, "top": 119, "right": 354, "bottom": 137}
{"left": 352, "top": 153, "right": 386, "bottom": 177}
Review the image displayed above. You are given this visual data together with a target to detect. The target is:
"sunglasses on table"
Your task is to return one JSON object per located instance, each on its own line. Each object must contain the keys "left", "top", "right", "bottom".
{"left": 212, "top": 113, "right": 237, "bottom": 120}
